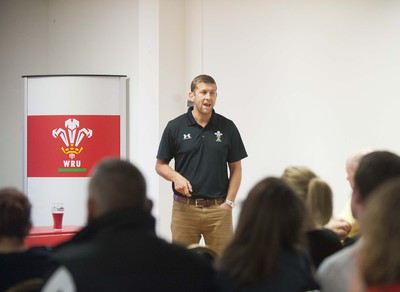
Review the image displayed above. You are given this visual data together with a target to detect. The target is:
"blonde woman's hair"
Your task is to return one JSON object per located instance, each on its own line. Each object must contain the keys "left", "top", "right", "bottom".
{"left": 307, "top": 178, "right": 333, "bottom": 226}
{"left": 361, "top": 178, "right": 400, "bottom": 286}
{"left": 282, "top": 166, "right": 333, "bottom": 226}
{"left": 281, "top": 166, "right": 317, "bottom": 200}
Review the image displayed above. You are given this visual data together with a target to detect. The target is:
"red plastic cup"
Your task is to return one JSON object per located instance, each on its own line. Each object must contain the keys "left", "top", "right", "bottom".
{"left": 51, "top": 202, "right": 64, "bottom": 231}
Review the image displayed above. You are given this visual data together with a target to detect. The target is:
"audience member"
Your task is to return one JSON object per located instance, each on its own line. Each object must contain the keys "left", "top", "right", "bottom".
{"left": 350, "top": 178, "right": 400, "bottom": 291}
{"left": 0, "top": 187, "right": 56, "bottom": 291}
{"left": 317, "top": 150, "right": 400, "bottom": 292}
{"left": 326, "top": 149, "right": 372, "bottom": 243}
{"left": 43, "top": 158, "right": 217, "bottom": 292}
{"left": 216, "top": 177, "right": 319, "bottom": 291}
{"left": 282, "top": 166, "right": 342, "bottom": 268}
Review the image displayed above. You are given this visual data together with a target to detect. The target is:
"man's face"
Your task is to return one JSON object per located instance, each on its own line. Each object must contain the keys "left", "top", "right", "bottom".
{"left": 189, "top": 82, "right": 217, "bottom": 116}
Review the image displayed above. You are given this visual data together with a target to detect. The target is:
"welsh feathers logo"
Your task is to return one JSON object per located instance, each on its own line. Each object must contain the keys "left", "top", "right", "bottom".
{"left": 52, "top": 118, "right": 93, "bottom": 159}
{"left": 214, "top": 130, "right": 223, "bottom": 142}
{"left": 27, "top": 115, "right": 120, "bottom": 177}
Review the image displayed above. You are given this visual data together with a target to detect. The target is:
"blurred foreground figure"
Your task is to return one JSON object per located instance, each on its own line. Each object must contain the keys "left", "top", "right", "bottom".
{"left": 43, "top": 158, "right": 217, "bottom": 292}
{"left": 216, "top": 177, "right": 319, "bottom": 291}
{"left": 0, "top": 187, "right": 56, "bottom": 291}
{"left": 317, "top": 151, "right": 400, "bottom": 292}
{"left": 350, "top": 179, "right": 400, "bottom": 291}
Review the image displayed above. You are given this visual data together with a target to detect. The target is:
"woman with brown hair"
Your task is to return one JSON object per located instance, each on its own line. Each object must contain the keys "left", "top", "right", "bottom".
{"left": 216, "top": 177, "right": 318, "bottom": 291}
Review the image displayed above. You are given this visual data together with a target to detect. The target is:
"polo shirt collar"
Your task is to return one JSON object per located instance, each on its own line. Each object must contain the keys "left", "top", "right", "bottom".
{"left": 186, "top": 106, "right": 217, "bottom": 127}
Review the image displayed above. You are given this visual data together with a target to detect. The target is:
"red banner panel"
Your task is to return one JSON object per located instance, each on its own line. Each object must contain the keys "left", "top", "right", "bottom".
{"left": 28, "top": 115, "right": 120, "bottom": 177}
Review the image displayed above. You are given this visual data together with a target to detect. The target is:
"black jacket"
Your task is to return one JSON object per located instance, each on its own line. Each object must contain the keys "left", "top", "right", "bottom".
{"left": 52, "top": 209, "right": 217, "bottom": 292}
{"left": 0, "top": 246, "right": 56, "bottom": 291}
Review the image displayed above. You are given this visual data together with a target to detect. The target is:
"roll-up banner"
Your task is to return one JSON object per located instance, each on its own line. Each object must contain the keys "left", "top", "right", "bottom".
{"left": 23, "top": 75, "right": 128, "bottom": 227}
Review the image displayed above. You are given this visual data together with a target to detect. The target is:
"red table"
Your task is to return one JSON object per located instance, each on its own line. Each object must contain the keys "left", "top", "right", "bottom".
{"left": 24, "top": 225, "right": 81, "bottom": 248}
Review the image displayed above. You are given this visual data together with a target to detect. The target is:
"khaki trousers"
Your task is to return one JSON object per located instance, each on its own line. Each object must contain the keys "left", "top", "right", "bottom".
{"left": 171, "top": 200, "right": 233, "bottom": 255}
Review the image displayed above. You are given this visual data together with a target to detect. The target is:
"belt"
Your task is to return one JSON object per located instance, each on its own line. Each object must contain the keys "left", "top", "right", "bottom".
{"left": 173, "top": 195, "right": 225, "bottom": 207}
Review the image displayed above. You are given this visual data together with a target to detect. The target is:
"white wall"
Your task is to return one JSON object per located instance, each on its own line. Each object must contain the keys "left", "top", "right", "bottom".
{"left": 0, "top": 0, "right": 48, "bottom": 189}
{"left": 158, "top": 0, "right": 186, "bottom": 239}
{"left": 0, "top": 0, "right": 165, "bottom": 233}
{"left": 2, "top": 0, "right": 400, "bottom": 240}
{"left": 192, "top": 0, "right": 400, "bottom": 220}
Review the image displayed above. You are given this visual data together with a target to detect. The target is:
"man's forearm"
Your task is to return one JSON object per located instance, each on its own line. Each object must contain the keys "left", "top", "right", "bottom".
{"left": 226, "top": 161, "right": 242, "bottom": 202}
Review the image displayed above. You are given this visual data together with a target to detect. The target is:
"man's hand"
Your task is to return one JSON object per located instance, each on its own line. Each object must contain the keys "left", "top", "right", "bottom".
{"left": 219, "top": 202, "right": 233, "bottom": 210}
{"left": 173, "top": 174, "right": 193, "bottom": 197}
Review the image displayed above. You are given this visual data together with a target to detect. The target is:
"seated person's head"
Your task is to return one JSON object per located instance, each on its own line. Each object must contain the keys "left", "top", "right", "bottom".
{"left": 0, "top": 188, "right": 32, "bottom": 242}
{"left": 282, "top": 166, "right": 333, "bottom": 227}
{"left": 354, "top": 151, "right": 400, "bottom": 201}
{"left": 351, "top": 151, "right": 400, "bottom": 222}
{"left": 217, "top": 177, "right": 306, "bottom": 284}
{"left": 87, "top": 158, "right": 150, "bottom": 221}
{"left": 281, "top": 166, "right": 317, "bottom": 200}
{"left": 236, "top": 177, "right": 306, "bottom": 252}
{"left": 346, "top": 149, "right": 372, "bottom": 190}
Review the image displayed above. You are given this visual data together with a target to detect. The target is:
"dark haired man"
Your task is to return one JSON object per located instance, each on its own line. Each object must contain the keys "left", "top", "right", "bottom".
{"left": 156, "top": 74, "right": 248, "bottom": 255}
{"left": 43, "top": 158, "right": 217, "bottom": 292}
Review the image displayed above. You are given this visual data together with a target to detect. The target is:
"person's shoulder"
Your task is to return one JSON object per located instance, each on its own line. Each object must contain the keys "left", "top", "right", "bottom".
{"left": 157, "top": 241, "right": 218, "bottom": 290}
{"left": 162, "top": 112, "right": 190, "bottom": 132}
{"left": 316, "top": 246, "right": 358, "bottom": 292}
{"left": 283, "top": 250, "right": 320, "bottom": 291}
{"left": 168, "top": 112, "right": 188, "bottom": 124}
{"left": 316, "top": 242, "right": 359, "bottom": 290}
{"left": 214, "top": 112, "right": 234, "bottom": 123}
{"left": 213, "top": 112, "right": 242, "bottom": 132}
{"left": 318, "top": 242, "right": 358, "bottom": 271}
{"left": 308, "top": 228, "right": 342, "bottom": 245}
{"left": 51, "top": 237, "right": 93, "bottom": 264}
{"left": 28, "top": 246, "right": 53, "bottom": 257}
{"left": 3, "top": 246, "right": 54, "bottom": 263}
{"left": 282, "top": 249, "right": 315, "bottom": 269}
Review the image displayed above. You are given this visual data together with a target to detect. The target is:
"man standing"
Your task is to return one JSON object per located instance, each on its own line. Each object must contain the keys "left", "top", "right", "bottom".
{"left": 156, "top": 74, "right": 248, "bottom": 255}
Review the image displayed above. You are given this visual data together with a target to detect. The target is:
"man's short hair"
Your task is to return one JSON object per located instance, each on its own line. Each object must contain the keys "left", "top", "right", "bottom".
{"left": 190, "top": 75, "right": 217, "bottom": 92}
{"left": 354, "top": 151, "right": 400, "bottom": 201}
{"left": 89, "top": 158, "right": 147, "bottom": 214}
{"left": 0, "top": 188, "right": 31, "bottom": 239}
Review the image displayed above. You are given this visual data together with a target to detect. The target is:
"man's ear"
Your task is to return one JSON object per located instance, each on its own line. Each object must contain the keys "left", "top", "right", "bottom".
{"left": 87, "top": 198, "right": 96, "bottom": 223}
{"left": 188, "top": 91, "right": 195, "bottom": 102}
{"left": 144, "top": 198, "right": 153, "bottom": 213}
{"left": 24, "top": 220, "right": 33, "bottom": 236}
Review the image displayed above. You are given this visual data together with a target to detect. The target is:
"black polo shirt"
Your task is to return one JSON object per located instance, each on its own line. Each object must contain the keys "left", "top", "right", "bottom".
{"left": 157, "top": 107, "right": 247, "bottom": 199}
